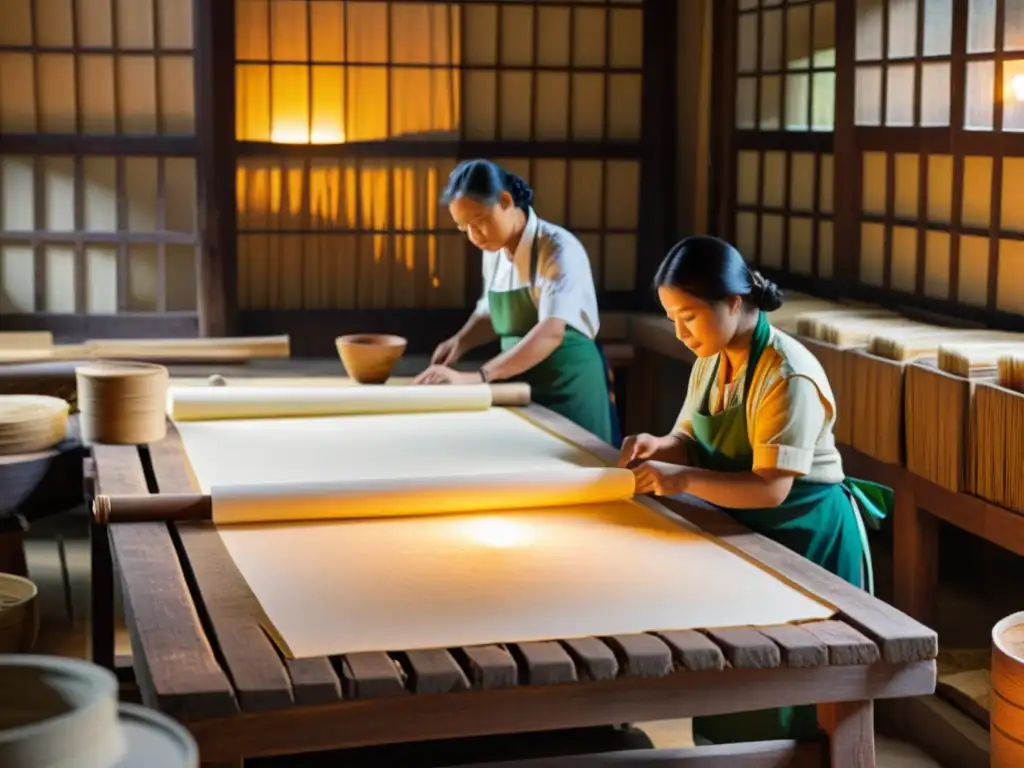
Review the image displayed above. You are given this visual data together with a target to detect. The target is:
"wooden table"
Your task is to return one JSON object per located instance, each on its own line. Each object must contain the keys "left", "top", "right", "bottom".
{"left": 89, "top": 398, "right": 937, "bottom": 768}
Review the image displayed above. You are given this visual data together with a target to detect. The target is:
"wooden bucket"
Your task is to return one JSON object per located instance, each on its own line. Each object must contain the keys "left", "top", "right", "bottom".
{"left": 991, "top": 612, "right": 1024, "bottom": 765}
{"left": 75, "top": 362, "right": 169, "bottom": 446}
{"left": 336, "top": 334, "right": 407, "bottom": 384}
{"left": 0, "top": 573, "right": 39, "bottom": 653}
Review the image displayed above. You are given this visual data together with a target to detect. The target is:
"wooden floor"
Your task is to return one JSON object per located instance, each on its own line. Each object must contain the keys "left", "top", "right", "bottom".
{"left": 19, "top": 507, "right": 947, "bottom": 767}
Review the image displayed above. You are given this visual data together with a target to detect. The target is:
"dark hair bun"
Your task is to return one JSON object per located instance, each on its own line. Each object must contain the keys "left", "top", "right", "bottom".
{"left": 750, "top": 271, "right": 783, "bottom": 312}
{"left": 505, "top": 172, "right": 534, "bottom": 208}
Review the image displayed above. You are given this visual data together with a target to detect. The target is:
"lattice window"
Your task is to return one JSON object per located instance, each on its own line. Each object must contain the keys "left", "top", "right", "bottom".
{"left": 735, "top": 150, "right": 835, "bottom": 277}
{"left": 850, "top": 0, "right": 1024, "bottom": 318}
{"left": 0, "top": 0, "right": 198, "bottom": 316}
{"left": 964, "top": 0, "right": 1024, "bottom": 131}
{"left": 724, "top": 0, "right": 836, "bottom": 280}
{"left": 736, "top": 0, "right": 836, "bottom": 132}
{"left": 233, "top": 0, "right": 645, "bottom": 313}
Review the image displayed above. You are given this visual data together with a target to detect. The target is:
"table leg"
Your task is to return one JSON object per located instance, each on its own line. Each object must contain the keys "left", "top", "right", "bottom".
{"left": 818, "top": 700, "right": 875, "bottom": 767}
{"left": 90, "top": 518, "right": 115, "bottom": 670}
{"left": 892, "top": 477, "right": 939, "bottom": 629}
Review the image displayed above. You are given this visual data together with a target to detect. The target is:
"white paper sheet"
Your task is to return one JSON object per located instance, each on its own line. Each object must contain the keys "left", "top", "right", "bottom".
{"left": 174, "top": 407, "right": 836, "bottom": 659}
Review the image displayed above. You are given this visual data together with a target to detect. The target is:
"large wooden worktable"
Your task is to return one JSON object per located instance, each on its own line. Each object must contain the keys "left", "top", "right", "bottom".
{"left": 88, "top": 388, "right": 937, "bottom": 767}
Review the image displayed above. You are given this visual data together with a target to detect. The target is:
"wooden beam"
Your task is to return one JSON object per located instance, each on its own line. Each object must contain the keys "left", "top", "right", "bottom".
{"left": 193, "top": 0, "right": 237, "bottom": 338}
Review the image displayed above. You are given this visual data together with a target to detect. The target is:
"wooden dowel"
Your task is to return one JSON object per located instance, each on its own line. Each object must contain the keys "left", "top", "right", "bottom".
{"left": 92, "top": 494, "right": 213, "bottom": 524}
{"left": 489, "top": 382, "right": 531, "bottom": 407}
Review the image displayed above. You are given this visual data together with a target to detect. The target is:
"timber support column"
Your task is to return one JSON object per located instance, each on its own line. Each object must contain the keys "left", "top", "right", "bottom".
{"left": 193, "top": 0, "right": 238, "bottom": 338}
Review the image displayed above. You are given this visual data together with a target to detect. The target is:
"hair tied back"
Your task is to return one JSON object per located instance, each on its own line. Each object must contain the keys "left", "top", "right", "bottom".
{"left": 504, "top": 171, "right": 535, "bottom": 209}
{"left": 749, "top": 270, "right": 783, "bottom": 312}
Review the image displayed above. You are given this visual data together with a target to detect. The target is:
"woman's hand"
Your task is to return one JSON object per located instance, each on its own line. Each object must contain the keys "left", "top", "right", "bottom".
{"left": 617, "top": 433, "right": 666, "bottom": 468}
{"left": 430, "top": 335, "right": 465, "bottom": 366}
{"left": 630, "top": 461, "right": 690, "bottom": 497}
{"left": 413, "top": 364, "right": 482, "bottom": 386}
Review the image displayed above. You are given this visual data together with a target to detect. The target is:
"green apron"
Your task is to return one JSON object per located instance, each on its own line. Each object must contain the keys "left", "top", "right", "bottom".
{"left": 689, "top": 312, "right": 891, "bottom": 744}
{"left": 487, "top": 234, "right": 616, "bottom": 446}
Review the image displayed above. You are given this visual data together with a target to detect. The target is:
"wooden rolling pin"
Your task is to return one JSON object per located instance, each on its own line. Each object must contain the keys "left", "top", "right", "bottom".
{"left": 93, "top": 493, "right": 211, "bottom": 524}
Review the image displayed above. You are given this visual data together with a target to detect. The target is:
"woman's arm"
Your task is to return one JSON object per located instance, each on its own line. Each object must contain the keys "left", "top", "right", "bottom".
{"left": 682, "top": 467, "right": 795, "bottom": 508}
{"left": 678, "top": 375, "right": 825, "bottom": 508}
{"left": 479, "top": 317, "right": 564, "bottom": 381}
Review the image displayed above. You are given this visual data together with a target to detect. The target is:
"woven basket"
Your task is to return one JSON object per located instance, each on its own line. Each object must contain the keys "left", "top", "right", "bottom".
{"left": 0, "top": 573, "right": 39, "bottom": 653}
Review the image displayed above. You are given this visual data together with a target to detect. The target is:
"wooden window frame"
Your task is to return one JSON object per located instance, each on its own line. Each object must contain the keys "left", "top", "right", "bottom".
{"left": 1, "top": 0, "right": 678, "bottom": 348}
{"left": 711, "top": 0, "right": 1024, "bottom": 331}
{"left": 0, "top": 0, "right": 203, "bottom": 338}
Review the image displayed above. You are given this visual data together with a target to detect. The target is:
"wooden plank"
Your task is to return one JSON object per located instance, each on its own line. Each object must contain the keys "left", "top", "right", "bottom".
{"left": 188, "top": 661, "right": 938, "bottom": 762}
{"left": 703, "top": 628, "right": 781, "bottom": 669}
{"left": 802, "top": 621, "right": 881, "bottom": 667}
{"left": 402, "top": 649, "right": 471, "bottom": 694}
{"left": 147, "top": 423, "right": 296, "bottom": 712}
{"left": 457, "top": 741, "right": 825, "bottom": 767}
{"left": 511, "top": 642, "right": 578, "bottom": 685}
{"left": 340, "top": 653, "right": 407, "bottom": 699}
{"left": 561, "top": 637, "right": 620, "bottom": 681}
{"left": 456, "top": 645, "right": 519, "bottom": 690}
{"left": 603, "top": 634, "right": 674, "bottom": 677}
{"left": 756, "top": 624, "right": 828, "bottom": 668}
{"left": 655, "top": 630, "right": 726, "bottom": 671}
{"left": 283, "top": 658, "right": 342, "bottom": 705}
{"left": 94, "top": 444, "right": 238, "bottom": 721}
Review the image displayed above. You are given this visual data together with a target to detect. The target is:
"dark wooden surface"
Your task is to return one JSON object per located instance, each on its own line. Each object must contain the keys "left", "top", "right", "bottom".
{"left": 91, "top": 397, "right": 937, "bottom": 763}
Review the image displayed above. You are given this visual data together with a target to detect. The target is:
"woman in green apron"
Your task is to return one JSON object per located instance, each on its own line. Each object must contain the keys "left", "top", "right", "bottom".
{"left": 618, "top": 235, "right": 891, "bottom": 744}
{"left": 414, "top": 159, "right": 621, "bottom": 446}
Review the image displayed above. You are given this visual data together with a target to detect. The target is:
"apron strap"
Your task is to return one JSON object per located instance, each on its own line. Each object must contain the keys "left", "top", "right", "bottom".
{"left": 699, "top": 311, "right": 772, "bottom": 415}
{"left": 529, "top": 228, "right": 540, "bottom": 287}
{"left": 842, "top": 483, "right": 876, "bottom": 596}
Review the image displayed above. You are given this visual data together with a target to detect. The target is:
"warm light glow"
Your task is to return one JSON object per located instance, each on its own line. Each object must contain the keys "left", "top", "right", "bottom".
{"left": 1012, "top": 74, "right": 1024, "bottom": 103}
{"left": 461, "top": 517, "right": 532, "bottom": 549}
{"left": 270, "top": 125, "right": 346, "bottom": 144}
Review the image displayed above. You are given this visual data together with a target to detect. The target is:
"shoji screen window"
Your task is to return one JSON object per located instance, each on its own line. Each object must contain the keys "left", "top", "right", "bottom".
{"left": 463, "top": 2, "right": 643, "bottom": 299}
{"left": 854, "top": 0, "right": 1024, "bottom": 317}
{"left": 0, "top": 0, "right": 199, "bottom": 317}
{"left": 233, "top": 0, "right": 645, "bottom": 313}
{"left": 732, "top": 0, "right": 836, "bottom": 280}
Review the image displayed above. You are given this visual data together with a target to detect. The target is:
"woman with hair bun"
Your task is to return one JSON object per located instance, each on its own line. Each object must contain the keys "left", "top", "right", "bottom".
{"left": 617, "top": 235, "right": 890, "bottom": 744}
{"left": 415, "top": 158, "right": 620, "bottom": 446}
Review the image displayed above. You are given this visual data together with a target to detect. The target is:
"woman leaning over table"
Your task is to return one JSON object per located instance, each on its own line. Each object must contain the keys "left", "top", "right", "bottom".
{"left": 414, "top": 158, "right": 621, "bottom": 447}
{"left": 617, "top": 235, "right": 892, "bottom": 745}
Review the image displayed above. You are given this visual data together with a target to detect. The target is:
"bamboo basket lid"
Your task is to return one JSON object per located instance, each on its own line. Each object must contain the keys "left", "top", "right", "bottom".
{"left": 0, "top": 395, "right": 69, "bottom": 456}
{"left": 794, "top": 308, "right": 900, "bottom": 343}
{"left": 999, "top": 351, "right": 1024, "bottom": 393}
{"left": 75, "top": 362, "right": 169, "bottom": 446}
{"left": 938, "top": 340, "right": 1024, "bottom": 378}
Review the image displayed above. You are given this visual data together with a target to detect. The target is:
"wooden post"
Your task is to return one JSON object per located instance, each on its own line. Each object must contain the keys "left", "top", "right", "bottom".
{"left": 193, "top": 0, "right": 237, "bottom": 338}
{"left": 819, "top": 699, "right": 876, "bottom": 767}
{"left": 893, "top": 477, "right": 940, "bottom": 629}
